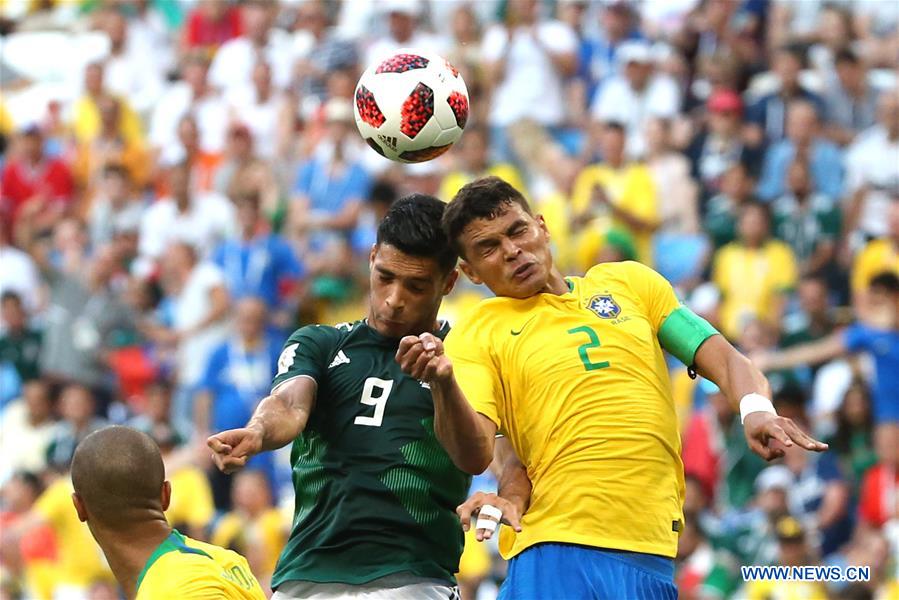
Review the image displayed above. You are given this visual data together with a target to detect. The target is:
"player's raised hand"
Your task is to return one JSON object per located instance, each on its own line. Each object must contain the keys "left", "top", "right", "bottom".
{"left": 743, "top": 412, "right": 828, "bottom": 461}
{"left": 457, "top": 491, "right": 523, "bottom": 542}
{"left": 207, "top": 427, "right": 264, "bottom": 474}
{"left": 396, "top": 333, "right": 453, "bottom": 384}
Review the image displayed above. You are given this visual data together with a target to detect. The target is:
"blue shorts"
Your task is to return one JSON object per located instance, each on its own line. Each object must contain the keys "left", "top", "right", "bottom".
{"left": 499, "top": 543, "right": 676, "bottom": 600}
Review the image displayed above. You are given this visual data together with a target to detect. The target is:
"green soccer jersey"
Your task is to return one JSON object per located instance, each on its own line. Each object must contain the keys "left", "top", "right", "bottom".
{"left": 270, "top": 319, "right": 471, "bottom": 588}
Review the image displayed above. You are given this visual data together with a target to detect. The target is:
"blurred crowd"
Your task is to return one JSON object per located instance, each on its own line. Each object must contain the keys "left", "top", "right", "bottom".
{"left": 0, "top": 0, "right": 897, "bottom": 598}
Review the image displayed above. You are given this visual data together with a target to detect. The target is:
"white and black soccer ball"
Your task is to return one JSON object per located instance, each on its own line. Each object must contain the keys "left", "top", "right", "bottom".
{"left": 354, "top": 49, "right": 469, "bottom": 163}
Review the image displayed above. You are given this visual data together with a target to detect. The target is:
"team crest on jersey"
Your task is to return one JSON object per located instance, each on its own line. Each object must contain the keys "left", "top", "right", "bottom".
{"left": 587, "top": 294, "right": 621, "bottom": 319}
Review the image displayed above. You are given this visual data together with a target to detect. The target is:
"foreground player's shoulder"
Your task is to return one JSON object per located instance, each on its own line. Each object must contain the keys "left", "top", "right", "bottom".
{"left": 446, "top": 297, "right": 509, "bottom": 342}
{"left": 583, "top": 260, "right": 666, "bottom": 293}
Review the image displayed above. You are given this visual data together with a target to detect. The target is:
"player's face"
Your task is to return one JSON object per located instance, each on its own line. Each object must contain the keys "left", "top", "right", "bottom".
{"left": 457, "top": 203, "right": 554, "bottom": 299}
{"left": 368, "top": 244, "right": 457, "bottom": 339}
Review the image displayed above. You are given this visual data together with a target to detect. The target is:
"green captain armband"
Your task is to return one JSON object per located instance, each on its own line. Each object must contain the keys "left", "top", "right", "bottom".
{"left": 658, "top": 306, "right": 720, "bottom": 369}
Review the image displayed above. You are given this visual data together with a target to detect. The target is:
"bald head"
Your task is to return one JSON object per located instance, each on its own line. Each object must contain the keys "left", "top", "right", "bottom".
{"left": 71, "top": 426, "right": 167, "bottom": 526}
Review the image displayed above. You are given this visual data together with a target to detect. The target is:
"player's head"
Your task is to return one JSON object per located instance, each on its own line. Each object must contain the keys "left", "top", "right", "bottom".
{"left": 867, "top": 271, "right": 899, "bottom": 324}
{"left": 369, "top": 193, "right": 458, "bottom": 338}
{"left": 444, "top": 176, "right": 554, "bottom": 299}
{"left": 71, "top": 426, "right": 170, "bottom": 532}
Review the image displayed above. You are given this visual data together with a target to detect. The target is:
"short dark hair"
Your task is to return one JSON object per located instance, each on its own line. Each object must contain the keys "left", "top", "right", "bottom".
{"left": 443, "top": 176, "right": 533, "bottom": 257}
{"left": 835, "top": 48, "right": 860, "bottom": 66}
{"left": 376, "top": 193, "right": 456, "bottom": 273}
{"left": 1, "top": 290, "right": 23, "bottom": 306}
{"left": 603, "top": 121, "right": 627, "bottom": 135}
{"left": 870, "top": 271, "right": 899, "bottom": 295}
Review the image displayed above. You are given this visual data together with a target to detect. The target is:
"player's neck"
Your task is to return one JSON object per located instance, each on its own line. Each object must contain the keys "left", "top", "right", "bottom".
{"left": 540, "top": 268, "right": 570, "bottom": 296}
{"left": 93, "top": 519, "right": 171, "bottom": 600}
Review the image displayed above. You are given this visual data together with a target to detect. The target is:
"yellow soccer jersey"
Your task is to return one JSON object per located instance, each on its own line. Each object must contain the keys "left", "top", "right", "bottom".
{"left": 136, "top": 529, "right": 266, "bottom": 600}
{"left": 445, "top": 261, "right": 717, "bottom": 560}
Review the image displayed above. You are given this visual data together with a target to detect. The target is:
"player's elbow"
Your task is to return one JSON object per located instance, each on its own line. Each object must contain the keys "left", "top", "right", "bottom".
{"left": 454, "top": 453, "right": 493, "bottom": 476}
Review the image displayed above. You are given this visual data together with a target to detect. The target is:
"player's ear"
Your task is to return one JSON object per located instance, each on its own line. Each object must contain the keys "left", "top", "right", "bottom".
{"left": 369, "top": 244, "right": 378, "bottom": 268}
{"left": 535, "top": 214, "right": 550, "bottom": 241}
{"left": 458, "top": 260, "right": 482, "bottom": 285}
{"left": 72, "top": 492, "right": 88, "bottom": 523}
{"left": 160, "top": 480, "right": 172, "bottom": 511}
{"left": 441, "top": 267, "right": 459, "bottom": 296}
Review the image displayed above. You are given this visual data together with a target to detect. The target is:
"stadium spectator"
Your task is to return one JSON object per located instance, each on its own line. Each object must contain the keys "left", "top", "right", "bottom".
{"left": 365, "top": 0, "right": 447, "bottom": 66}
{"left": 0, "top": 380, "right": 55, "bottom": 483}
{"left": 712, "top": 201, "right": 798, "bottom": 340}
{"left": 150, "top": 53, "right": 230, "bottom": 161}
{"left": 194, "top": 297, "right": 281, "bottom": 507}
{"left": 438, "top": 125, "right": 526, "bottom": 203}
{"left": 770, "top": 159, "right": 841, "bottom": 276}
{"left": 97, "top": 8, "right": 165, "bottom": 116}
{"left": 741, "top": 515, "right": 828, "bottom": 599}
{"left": 444, "top": 3, "right": 486, "bottom": 125}
{"left": 45, "top": 385, "right": 108, "bottom": 471}
{"left": 181, "top": 0, "right": 243, "bottom": 58}
{"left": 756, "top": 100, "right": 843, "bottom": 202}
{"left": 31, "top": 243, "right": 135, "bottom": 407}
{"left": 827, "top": 381, "right": 878, "bottom": 493}
{"left": 858, "top": 422, "right": 899, "bottom": 530}
{"left": 591, "top": 40, "right": 681, "bottom": 158}
{"left": 851, "top": 201, "right": 899, "bottom": 307}
{"left": 844, "top": 91, "right": 899, "bottom": 246}
{"left": 824, "top": 49, "right": 880, "bottom": 146}
{"left": 88, "top": 163, "right": 145, "bottom": 247}
{"left": 571, "top": 121, "right": 658, "bottom": 266}
{"left": 225, "top": 62, "right": 289, "bottom": 161}
{"left": 687, "top": 89, "right": 760, "bottom": 199}
{"left": 0, "top": 291, "right": 42, "bottom": 382}
{"left": 291, "top": 0, "right": 359, "bottom": 103}
{"left": 212, "top": 192, "right": 304, "bottom": 322}
{"left": 72, "top": 95, "right": 150, "bottom": 211}
{"left": 580, "top": 2, "right": 642, "bottom": 104}
{"left": 209, "top": 0, "right": 293, "bottom": 96}
{"left": 138, "top": 162, "right": 235, "bottom": 261}
{"left": 781, "top": 275, "right": 838, "bottom": 351}
{"left": 1, "top": 126, "right": 74, "bottom": 244}
{"left": 127, "top": 379, "right": 178, "bottom": 444}
{"left": 481, "top": 0, "right": 578, "bottom": 165}
{"left": 0, "top": 228, "right": 41, "bottom": 313}
{"left": 153, "top": 241, "right": 230, "bottom": 436}
{"left": 745, "top": 45, "right": 824, "bottom": 146}
{"left": 211, "top": 469, "right": 286, "bottom": 593}
{"left": 69, "top": 62, "right": 144, "bottom": 147}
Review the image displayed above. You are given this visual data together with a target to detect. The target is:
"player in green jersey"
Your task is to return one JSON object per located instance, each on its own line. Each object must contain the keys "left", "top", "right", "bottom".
{"left": 208, "top": 194, "right": 472, "bottom": 599}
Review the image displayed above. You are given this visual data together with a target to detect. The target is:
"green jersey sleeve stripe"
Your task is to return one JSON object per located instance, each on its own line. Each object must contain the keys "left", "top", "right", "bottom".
{"left": 658, "top": 306, "right": 719, "bottom": 367}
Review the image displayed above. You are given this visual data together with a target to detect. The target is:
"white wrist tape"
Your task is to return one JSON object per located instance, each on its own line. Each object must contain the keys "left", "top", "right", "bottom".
{"left": 475, "top": 504, "right": 503, "bottom": 532}
{"left": 740, "top": 393, "right": 776, "bottom": 424}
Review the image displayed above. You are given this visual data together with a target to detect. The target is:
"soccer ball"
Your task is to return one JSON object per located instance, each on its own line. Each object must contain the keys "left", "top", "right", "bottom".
{"left": 354, "top": 49, "right": 469, "bottom": 163}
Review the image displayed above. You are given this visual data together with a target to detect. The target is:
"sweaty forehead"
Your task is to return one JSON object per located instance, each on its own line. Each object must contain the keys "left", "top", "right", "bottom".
{"left": 461, "top": 205, "right": 527, "bottom": 244}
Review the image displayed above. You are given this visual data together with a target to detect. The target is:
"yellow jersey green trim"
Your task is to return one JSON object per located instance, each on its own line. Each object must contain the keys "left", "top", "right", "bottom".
{"left": 658, "top": 306, "right": 719, "bottom": 367}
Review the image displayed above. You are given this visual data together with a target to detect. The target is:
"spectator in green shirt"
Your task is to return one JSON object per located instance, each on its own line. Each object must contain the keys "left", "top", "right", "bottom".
{"left": 771, "top": 159, "right": 841, "bottom": 275}
{"left": 0, "top": 291, "right": 42, "bottom": 382}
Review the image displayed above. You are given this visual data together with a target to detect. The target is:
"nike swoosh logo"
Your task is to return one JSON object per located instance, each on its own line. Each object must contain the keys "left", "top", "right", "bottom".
{"left": 510, "top": 315, "right": 537, "bottom": 336}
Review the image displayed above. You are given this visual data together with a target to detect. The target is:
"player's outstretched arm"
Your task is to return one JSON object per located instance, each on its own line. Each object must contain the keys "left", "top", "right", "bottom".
{"left": 207, "top": 376, "right": 316, "bottom": 474}
{"left": 396, "top": 332, "right": 497, "bottom": 474}
{"left": 693, "top": 335, "right": 828, "bottom": 461}
{"left": 457, "top": 437, "right": 532, "bottom": 541}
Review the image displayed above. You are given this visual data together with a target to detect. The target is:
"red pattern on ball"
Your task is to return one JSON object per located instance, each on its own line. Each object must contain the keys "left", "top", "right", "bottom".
{"left": 444, "top": 59, "right": 460, "bottom": 77}
{"left": 447, "top": 92, "right": 469, "bottom": 129}
{"left": 400, "top": 82, "right": 434, "bottom": 139}
{"left": 375, "top": 53, "right": 430, "bottom": 74}
{"left": 355, "top": 85, "right": 385, "bottom": 128}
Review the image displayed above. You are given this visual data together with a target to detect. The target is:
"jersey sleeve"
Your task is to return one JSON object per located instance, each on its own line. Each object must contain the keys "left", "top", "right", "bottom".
{"left": 271, "top": 326, "right": 334, "bottom": 393}
{"left": 623, "top": 261, "right": 719, "bottom": 367}
{"left": 444, "top": 325, "right": 504, "bottom": 431}
{"left": 843, "top": 323, "right": 871, "bottom": 353}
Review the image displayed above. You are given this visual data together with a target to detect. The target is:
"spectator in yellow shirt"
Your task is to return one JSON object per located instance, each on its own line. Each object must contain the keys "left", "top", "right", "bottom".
{"left": 571, "top": 122, "right": 659, "bottom": 265}
{"left": 211, "top": 470, "right": 286, "bottom": 592}
{"left": 5, "top": 469, "right": 114, "bottom": 598}
{"left": 743, "top": 515, "right": 827, "bottom": 600}
{"left": 852, "top": 201, "right": 899, "bottom": 308}
{"left": 152, "top": 426, "right": 215, "bottom": 540}
{"left": 713, "top": 201, "right": 798, "bottom": 340}
{"left": 438, "top": 125, "right": 526, "bottom": 202}
{"left": 70, "top": 62, "right": 144, "bottom": 147}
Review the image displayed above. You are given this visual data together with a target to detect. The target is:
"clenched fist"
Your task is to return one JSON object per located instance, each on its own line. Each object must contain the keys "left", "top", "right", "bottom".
{"left": 395, "top": 332, "right": 454, "bottom": 384}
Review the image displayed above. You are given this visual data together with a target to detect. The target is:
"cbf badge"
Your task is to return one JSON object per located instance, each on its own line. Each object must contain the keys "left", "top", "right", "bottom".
{"left": 587, "top": 294, "right": 621, "bottom": 319}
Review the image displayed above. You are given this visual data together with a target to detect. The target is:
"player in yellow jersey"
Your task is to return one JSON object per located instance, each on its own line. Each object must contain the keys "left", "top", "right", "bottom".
{"left": 396, "top": 176, "right": 828, "bottom": 599}
{"left": 70, "top": 426, "right": 266, "bottom": 600}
